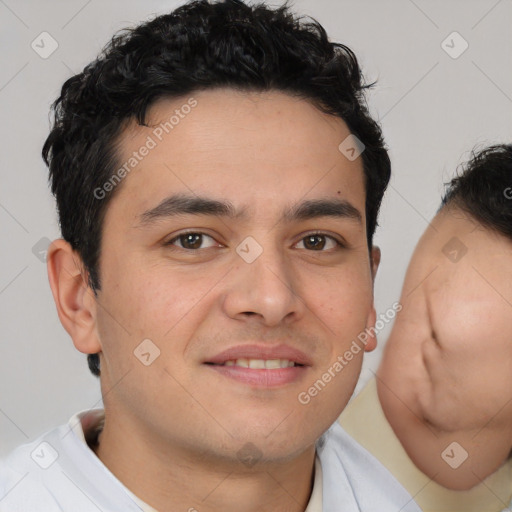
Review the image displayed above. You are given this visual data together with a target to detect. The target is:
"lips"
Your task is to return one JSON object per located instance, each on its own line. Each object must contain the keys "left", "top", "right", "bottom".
{"left": 203, "top": 344, "right": 312, "bottom": 387}
{"left": 204, "top": 344, "right": 312, "bottom": 367}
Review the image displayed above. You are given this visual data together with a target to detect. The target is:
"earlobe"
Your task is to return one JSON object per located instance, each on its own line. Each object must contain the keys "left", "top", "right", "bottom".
{"left": 364, "top": 307, "right": 378, "bottom": 352}
{"left": 46, "top": 239, "right": 101, "bottom": 355}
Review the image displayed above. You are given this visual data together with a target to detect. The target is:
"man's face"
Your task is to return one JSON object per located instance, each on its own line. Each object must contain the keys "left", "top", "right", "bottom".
{"left": 91, "top": 89, "right": 377, "bottom": 464}
{"left": 378, "top": 207, "right": 512, "bottom": 482}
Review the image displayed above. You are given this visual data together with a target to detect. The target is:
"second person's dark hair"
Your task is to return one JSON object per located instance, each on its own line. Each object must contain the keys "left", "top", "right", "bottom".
{"left": 441, "top": 144, "right": 512, "bottom": 240}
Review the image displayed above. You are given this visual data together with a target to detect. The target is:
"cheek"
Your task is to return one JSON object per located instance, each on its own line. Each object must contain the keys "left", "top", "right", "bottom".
{"left": 93, "top": 261, "right": 213, "bottom": 384}
{"left": 439, "top": 301, "right": 510, "bottom": 369}
{"left": 102, "top": 256, "right": 221, "bottom": 338}
{"left": 311, "top": 267, "right": 373, "bottom": 336}
{"left": 430, "top": 302, "right": 512, "bottom": 417}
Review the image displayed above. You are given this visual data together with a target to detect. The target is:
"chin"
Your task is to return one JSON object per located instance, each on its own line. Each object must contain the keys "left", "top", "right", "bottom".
{"left": 430, "top": 469, "right": 484, "bottom": 491}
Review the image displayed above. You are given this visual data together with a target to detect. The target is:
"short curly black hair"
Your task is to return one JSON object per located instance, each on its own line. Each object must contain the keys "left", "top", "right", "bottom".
{"left": 441, "top": 144, "right": 512, "bottom": 239}
{"left": 42, "top": 0, "right": 391, "bottom": 377}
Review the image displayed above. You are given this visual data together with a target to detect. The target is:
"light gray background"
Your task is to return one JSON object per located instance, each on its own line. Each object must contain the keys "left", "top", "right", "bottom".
{"left": 1, "top": 0, "right": 511, "bottom": 456}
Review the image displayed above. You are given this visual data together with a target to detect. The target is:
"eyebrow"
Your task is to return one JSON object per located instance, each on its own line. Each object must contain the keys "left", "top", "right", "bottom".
{"left": 136, "top": 193, "right": 362, "bottom": 226}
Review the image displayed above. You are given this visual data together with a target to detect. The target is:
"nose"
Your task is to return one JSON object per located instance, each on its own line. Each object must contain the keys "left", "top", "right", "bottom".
{"left": 221, "top": 240, "right": 305, "bottom": 327}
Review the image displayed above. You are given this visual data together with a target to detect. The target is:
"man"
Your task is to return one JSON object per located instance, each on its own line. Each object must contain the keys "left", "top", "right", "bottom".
{"left": 340, "top": 144, "right": 512, "bottom": 511}
{"left": 0, "top": 1, "right": 421, "bottom": 511}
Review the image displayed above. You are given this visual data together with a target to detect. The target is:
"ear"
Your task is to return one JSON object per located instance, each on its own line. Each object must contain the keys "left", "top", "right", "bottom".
{"left": 47, "top": 239, "right": 101, "bottom": 355}
{"left": 364, "top": 245, "right": 381, "bottom": 353}
{"left": 370, "top": 245, "right": 381, "bottom": 281}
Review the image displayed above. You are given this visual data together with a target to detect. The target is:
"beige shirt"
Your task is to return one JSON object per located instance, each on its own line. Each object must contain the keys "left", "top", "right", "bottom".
{"left": 72, "top": 409, "right": 323, "bottom": 512}
{"left": 338, "top": 378, "right": 512, "bottom": 512}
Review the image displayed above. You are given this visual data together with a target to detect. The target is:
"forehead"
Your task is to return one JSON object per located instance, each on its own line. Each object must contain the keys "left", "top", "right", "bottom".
{"left": 404, "top": 208, "right": 512, "bottom": 302}
{"left": 110, "top": 88, "right": 367, "bottom": 222}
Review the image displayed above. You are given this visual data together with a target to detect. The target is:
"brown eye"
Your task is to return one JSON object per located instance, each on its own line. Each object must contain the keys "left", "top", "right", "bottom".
{"left": 166, "top": 232, "right": 217, "bottom": 250}
{"left": 304, "top": 235, "right": 326, "bottom": 250}
{"left": 296, "top": 233, "right": 341, "bottom": 251}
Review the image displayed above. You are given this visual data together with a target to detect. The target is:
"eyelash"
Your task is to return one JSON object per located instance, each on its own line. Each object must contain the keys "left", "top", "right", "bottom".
{"left": 164, "top": 230, "right": 346, "bottom": 252}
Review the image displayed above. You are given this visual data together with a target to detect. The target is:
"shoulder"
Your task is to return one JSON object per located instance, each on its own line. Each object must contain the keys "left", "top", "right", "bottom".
{"left": 0, "top": 431, "right": 65, "bottom": 512}
{"left": 0, "top": 411, "right": 103, "bottom": 512}
{"left": 0, "top": 411, "right": 147, "bottom": 512}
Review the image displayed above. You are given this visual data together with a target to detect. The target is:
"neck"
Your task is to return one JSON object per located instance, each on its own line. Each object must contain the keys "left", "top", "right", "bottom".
{"left": 92, "top": 414, "right": 316, "bottom": 512}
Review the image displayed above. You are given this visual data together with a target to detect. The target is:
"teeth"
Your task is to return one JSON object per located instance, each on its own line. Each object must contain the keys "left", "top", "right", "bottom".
{"left": 222, "top": 358, "right": 296, "bottom": 369}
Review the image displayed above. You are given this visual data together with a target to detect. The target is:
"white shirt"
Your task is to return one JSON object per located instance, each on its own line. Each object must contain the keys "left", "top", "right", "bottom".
{"left": 0, "top": 409, "right": 421, "bottom": 511}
